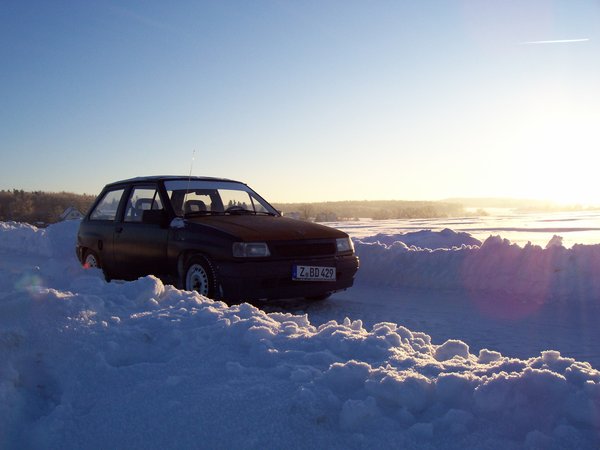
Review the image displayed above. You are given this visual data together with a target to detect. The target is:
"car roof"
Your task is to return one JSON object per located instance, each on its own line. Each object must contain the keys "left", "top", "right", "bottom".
{"left": 105, "top": 175, "right": 245, "bottom": 187}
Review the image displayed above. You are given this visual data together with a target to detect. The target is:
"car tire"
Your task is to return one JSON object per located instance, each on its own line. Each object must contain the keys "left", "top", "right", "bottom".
{"left": 184, "top": 255, "right": 217, "bottom": 298}
{"left": 83, "top": 249, "right": 110, "bottom": 281}
{"left": 83, "top": 250, "right": 101, "bottom": 269}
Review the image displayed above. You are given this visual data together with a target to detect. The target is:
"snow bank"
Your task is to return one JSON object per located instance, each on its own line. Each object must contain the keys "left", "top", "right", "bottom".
{"left": 0, "top": 220, "right": 84, "bottom": 297}
{"left": 0, "top": 220, "right": 80, "bottom": 258}
{"left": 360, "top": 228, "right": 482, "bottom": 249}
{"left": 1, "top": 274, "right": 599, "bottom": 448}
{"left": 0, "top": 221, "right": 52, "bottom": 256}
{"left": 355, "top": 234, "right": 600, "bottom": 304}
{"left": 1, "top": 221, "right": 599, "bottom": 448}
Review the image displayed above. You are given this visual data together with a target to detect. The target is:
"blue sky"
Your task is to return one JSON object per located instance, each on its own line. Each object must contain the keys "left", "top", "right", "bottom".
{"left": 1, "top": 1, "right": 598, "bottom": 203}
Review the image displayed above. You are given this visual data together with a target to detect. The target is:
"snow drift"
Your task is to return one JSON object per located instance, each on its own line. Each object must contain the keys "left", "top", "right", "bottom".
{"left": 358, "top": 228, "right": 483, "bottom": 249}
{"left": 355, "top": 230, "right": 600, "bottom": 305}
{"left": 1, "top": 221, "right": 599, "bottom": 449}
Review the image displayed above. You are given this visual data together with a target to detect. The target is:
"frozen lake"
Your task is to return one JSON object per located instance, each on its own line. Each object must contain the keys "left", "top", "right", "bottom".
{"left": 325, "top": 209, "right": 600, "bottom": 248}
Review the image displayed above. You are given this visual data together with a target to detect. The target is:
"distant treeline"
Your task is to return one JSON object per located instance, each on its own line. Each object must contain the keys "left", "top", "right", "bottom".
{"left": 0, "top": 190, "right": 466, "bottom": 224}
{"left": 11, "top": 189, "right": 589, "bottom": 225}
{"left": 272, "top": 200, "right": 465, "bottom": 221}
{"left": 0, "top": 190, "right": 95, "bottom": 224}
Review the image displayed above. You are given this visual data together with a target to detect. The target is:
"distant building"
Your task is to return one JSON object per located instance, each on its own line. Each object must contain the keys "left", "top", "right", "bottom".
{"left": 60, "top": 206, "right": 84, "bottom": 221}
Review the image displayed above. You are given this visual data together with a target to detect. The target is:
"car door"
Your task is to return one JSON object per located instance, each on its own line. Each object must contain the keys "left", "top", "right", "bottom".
{"left": 113, "top": 184, "right": 169, "bottom": 279}
{"left": 80, "top": 187, "right": 127, "bottom": 274}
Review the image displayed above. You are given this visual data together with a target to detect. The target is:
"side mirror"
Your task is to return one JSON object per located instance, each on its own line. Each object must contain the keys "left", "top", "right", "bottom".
{"left": 142, "top": 209, "right": 168, "bottom": 227}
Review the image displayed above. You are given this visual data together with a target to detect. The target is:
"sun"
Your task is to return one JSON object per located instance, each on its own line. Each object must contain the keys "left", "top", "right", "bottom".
{"left": 511, "top": 93, "right": 599, "bottom": 206}
{"left": 518, "top": 142, "right": 598, "bottom": 206}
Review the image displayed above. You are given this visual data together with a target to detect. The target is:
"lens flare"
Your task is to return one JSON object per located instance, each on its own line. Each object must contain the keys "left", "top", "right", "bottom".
{"left": 15, "top": 274, "right": 45, "bottom": 299}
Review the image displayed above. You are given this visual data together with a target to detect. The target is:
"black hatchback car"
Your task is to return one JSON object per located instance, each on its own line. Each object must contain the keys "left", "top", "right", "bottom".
{"left": 76, "top": 176, "right": 359, "bottom": 302}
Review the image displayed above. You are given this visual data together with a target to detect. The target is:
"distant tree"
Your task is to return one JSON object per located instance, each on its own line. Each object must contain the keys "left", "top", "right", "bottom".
{"left": 298, "top": 203, "right": 314, "bottom": 221}
{"left": 0, "top": 190, "right": 95, "bottom": 224}
{"left": 272, "top": 199, "right": 466, "bottom": 221}
{"left": 315, "top": 211, "right": 338, "bottom": 222}
{"left": 372, "top": 209, "right": 390, "bottom": 220}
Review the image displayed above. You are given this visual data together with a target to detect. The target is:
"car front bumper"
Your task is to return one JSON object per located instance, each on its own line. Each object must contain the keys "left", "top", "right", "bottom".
{"left": 216, "top": 255, "right": 359, "bottom": 302}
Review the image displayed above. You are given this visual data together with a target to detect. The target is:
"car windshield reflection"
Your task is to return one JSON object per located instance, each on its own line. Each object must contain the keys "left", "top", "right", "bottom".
{"left": 164, "top": 180, "right": 278, "bottom": 218}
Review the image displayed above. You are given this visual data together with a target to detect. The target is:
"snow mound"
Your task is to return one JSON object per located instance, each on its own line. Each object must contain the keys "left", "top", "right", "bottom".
{"left": 0, "top": 220, "right": 80, "bottom": 258}
{"left": 1, "top": 275, "right": 599, "bottom": 448}
{"left": 0, "top": 221, "right": 52, "bottom": 256}
{"left": 355, "top": 235, "right": 600, "bottom": 304}
{"left": 359, "top": 228, "right": 482, "bottom": 250}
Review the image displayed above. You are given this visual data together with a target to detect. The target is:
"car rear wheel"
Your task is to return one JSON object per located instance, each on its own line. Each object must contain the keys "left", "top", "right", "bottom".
{"left": 84, "top": 250, "right": 101, "bottom": 269}
{"left": 83, "top": 249, "right": 110, "bottom": 280}
{"left": 184, "top": 256, "right": 216, "bottom": 298}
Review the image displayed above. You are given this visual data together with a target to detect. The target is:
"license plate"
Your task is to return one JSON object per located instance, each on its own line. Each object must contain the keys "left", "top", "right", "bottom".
{"left": 292, "top": 265, "right": 336, "bottom": 281}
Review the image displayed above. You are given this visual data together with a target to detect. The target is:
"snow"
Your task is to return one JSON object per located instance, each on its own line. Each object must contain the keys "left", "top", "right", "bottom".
{"left": 358, "top": 228, "right": 482, "bottom": 249}
{"left": 327, "top": 209, "right": 600, "bottom": 248}
{"left": 1, "top": 219, "right": 599, "bottom": 449}
{"left": 353, "top": 233, "right": 600, "bottom": 303}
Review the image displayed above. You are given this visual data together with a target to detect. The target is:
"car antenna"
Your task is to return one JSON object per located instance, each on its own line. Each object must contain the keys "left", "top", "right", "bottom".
{"left": 184, "top": 149, "right": 195, "bottom": 218}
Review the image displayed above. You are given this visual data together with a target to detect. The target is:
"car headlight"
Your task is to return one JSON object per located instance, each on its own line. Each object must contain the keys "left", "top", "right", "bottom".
{"left": 336, "top": 237, "right": 354, "bottom": 254}
{"left": 232, "top": 242, "right": 271, "bottom": 258}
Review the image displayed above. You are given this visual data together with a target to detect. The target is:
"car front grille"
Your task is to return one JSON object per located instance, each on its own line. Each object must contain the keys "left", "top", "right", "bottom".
{"left": 270, "top": 241, "right": 336, "bottom": 258}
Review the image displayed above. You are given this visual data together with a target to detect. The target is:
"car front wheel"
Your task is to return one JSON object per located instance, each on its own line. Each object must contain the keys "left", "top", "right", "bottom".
{"left": 184, "top": 256, "right": 216, "bottom": 298}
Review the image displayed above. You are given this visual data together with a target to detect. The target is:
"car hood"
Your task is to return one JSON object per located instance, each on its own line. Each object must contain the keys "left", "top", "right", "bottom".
{"left": 185, "top": 215, "right": 347, "bottom": 241}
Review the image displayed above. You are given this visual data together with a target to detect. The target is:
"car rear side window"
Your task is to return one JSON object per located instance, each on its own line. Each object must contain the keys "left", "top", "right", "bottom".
{"left": 124, "top": 186, "right": 164, "bottom": 223}
{"left": 89, "top": 189, "right": 125, "bottom": 221}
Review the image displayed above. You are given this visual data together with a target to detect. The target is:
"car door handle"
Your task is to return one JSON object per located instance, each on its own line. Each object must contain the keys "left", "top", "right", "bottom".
{"left": 115, "top": 226, "right": 123, "bottom": 234}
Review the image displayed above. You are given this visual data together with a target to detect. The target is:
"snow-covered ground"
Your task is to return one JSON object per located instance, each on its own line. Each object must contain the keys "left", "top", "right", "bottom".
{"left": 327, "top": 209, "right": 600, "bottom": 248}
{"left": 1, "top": 215, "right": 599, "bottom": 449}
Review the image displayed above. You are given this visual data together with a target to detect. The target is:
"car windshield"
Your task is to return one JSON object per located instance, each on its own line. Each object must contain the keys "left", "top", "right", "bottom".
{"left": 164, "top": 180, "right": 278, "bottom": 217}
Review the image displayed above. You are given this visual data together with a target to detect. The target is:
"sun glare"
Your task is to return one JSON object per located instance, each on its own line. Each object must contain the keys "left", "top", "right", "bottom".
{"left": 507, "top": 87, "right": 600, "bottom": 206}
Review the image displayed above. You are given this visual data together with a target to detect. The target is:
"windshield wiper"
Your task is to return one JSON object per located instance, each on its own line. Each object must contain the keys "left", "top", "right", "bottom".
{"left": 184, "top": 208, "right": 278, "bottom": 217}
{"left": 225, "top": 208, "right": 255, "bottom": 215}
{"left": 183, "top": 210, "right": 225, "bottom": 217}
{"left": 225, "top": 208, "right": 278, "bottom": 216}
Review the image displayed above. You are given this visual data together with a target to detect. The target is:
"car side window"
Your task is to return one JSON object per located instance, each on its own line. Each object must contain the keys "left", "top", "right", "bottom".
{"left": 125, "top": 186, "right": 164, "bottom": 223}
{"left": 89, "top": 189, "right": 125, "bottom": 221}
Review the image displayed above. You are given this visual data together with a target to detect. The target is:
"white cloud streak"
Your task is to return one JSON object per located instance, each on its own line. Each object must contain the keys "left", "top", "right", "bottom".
{"left": 521, "top": 38, "right": 590, "bottom": 45}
